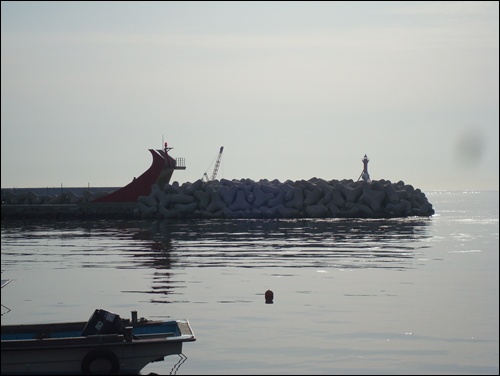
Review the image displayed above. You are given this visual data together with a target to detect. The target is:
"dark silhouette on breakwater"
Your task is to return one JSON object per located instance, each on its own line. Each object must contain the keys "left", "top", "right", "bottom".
{"left": 1, "top": 151, "right": 434, "bottom": 220}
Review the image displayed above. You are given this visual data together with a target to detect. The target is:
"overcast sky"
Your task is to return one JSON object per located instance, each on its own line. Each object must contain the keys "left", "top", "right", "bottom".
{"left": 1, "top": 1, "right": 498, "bottom": 191}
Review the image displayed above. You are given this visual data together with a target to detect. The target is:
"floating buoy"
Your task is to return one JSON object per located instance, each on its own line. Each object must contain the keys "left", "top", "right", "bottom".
{"left": 265, "top": 289, "right": 274, "bottom": 304}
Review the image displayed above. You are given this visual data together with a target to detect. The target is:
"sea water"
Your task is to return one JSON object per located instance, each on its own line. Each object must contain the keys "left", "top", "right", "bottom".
{"left": 1, "top": 191, "right": 498, "bottom": 375}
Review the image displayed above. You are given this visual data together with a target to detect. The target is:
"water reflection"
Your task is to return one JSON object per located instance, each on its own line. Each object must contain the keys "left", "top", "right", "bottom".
{"left": 1, "top": 218, "right": 431, "bottom": 269}
{"left": 1, "top": 217, "right": 431, "bottom": 302}
{"left": 144, "top": 218, "right": 432, "bottom": 270}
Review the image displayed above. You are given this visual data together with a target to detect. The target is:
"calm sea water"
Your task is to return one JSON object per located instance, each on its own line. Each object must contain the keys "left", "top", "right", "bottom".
{"left": 1, "top": 191, "right": 498, "bottom": 375}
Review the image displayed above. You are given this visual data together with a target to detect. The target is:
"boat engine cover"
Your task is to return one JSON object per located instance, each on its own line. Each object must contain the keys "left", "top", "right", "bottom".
{"left": 81, "top": 309, "right": 126, "bottom": 336}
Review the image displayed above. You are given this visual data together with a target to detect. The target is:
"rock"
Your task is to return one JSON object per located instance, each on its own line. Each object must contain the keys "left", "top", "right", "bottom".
{"left": 305, "top": 204, "right": 329, "bottom": 218}
{"left": 253, "top": 187, "right": 275, "bottom": 208}
{"left": 206, "top": 191, "right": 227, "bottom": 213}
{"left": 229, "top": 190, "right": 251, "bottom": 211}
{"left": 1, "top": 178, "right": 435, "bottom": 220}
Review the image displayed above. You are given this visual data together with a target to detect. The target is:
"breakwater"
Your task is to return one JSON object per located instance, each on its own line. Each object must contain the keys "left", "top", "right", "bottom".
{"left": 2, "top": 178, "right": 434, "bottom": 219}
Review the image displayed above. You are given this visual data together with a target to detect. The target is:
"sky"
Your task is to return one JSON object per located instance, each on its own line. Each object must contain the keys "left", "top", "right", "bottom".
{"left": 1, "top": 1, "right": 499, "bottom": 192}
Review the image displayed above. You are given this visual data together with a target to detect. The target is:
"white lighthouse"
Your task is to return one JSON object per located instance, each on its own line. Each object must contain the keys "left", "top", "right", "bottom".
{"left": 357, "top": 154, "right": 371, "bottom": 182}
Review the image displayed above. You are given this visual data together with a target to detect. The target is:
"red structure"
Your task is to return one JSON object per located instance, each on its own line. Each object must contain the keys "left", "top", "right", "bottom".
{"left": 92, "top": 146, "right": 185, "bottom": 203}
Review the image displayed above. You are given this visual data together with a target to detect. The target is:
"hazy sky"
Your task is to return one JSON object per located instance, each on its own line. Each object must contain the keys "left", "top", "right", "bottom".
{"left": 2, "top": 1, "right": 498, "bottom": 191}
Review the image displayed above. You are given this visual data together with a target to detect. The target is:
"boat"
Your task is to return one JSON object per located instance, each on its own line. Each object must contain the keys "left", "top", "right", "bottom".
{"left": 1, "top": 142, "right": 187, "bottom": 219}
{"left": 91, "top": 143, "right": 186, "bottom": 203}
{"left": 1, "top": 279, "right": 11, "bottom": 289}
{"left": 1, "top": 308, "right": 196, "bottom": 375}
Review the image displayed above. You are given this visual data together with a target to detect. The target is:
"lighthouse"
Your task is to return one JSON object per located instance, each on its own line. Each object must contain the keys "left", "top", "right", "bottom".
{"left": 358, "top": 154, "right": 371, "bottom": 182}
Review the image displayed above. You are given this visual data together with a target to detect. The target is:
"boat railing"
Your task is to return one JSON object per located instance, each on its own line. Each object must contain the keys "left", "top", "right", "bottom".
{"left": 175, "top": 158, "right": 186, "bottom": 169}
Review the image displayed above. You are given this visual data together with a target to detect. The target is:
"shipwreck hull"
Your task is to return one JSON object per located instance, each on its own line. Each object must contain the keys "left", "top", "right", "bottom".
{"left": 92, "top": 148, "right": 185, "bottom": 203}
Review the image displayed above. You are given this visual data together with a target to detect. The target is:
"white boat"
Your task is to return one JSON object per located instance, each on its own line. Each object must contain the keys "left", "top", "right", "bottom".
{"left": 1, "top": 308, "right": 196, "bottom": 375}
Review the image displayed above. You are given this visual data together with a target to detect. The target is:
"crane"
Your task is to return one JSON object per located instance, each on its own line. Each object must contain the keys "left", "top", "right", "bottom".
{"left": 203, "top": 146, "right": 224, "bottom": 181}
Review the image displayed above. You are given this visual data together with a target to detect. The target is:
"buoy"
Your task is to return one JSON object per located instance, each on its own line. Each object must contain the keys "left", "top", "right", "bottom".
{"left": 265, "top": 289, "right": 274, "bottom": 304}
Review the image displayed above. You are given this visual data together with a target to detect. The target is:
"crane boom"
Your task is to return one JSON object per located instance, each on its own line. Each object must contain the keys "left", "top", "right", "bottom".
{"left": 211, "top": 146, "right": 224, "bottom": 180}
{"left": 203, "top": 146, "right": 224, "bottom": 181}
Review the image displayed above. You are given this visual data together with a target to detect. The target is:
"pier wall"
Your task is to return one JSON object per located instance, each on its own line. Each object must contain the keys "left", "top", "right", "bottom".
{"left": 2, "top": 178, "right": 434, "bottom": 220}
